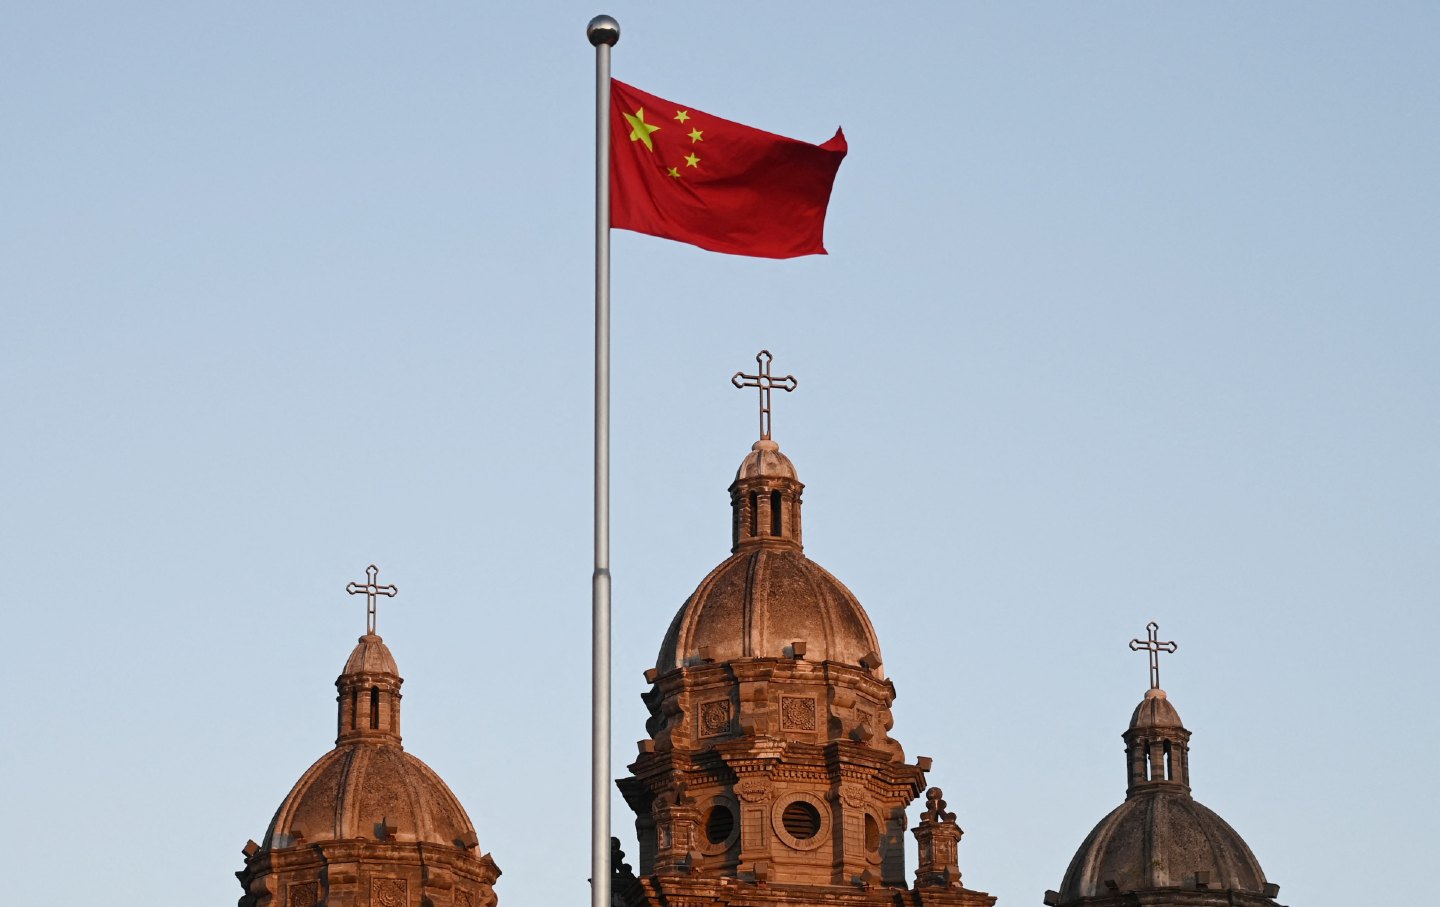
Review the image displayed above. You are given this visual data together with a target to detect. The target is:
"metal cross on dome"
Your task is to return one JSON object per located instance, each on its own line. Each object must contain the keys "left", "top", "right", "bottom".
{"left": 732, "top": 349, "right": 797, "bottom": 441}
{"left": 1129, "top": 621, "right": 1178, "bottom": 690}
{"left": 346, "top": 564, "right": 398, "bottom": 635}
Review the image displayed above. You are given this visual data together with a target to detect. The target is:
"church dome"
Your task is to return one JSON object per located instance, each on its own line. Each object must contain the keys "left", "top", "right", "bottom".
{"left": 1049, "top": 659, "right": 1280, "bottom": 907}
{"left": 654, "top": 437, "right": 883, "bottom": 676}
{"left": 1058, "top": 791, "right": 1267, "bottom": 899}
{"left": 239, "top": 574, "right": 500, "bottom": 907}
{"left": 262, "top": 742, "right": 478, "bottom": 849}
{"left": 656, "top": 545, "right": 883, "bottom": 674}
{"left": 257, "top": 629, "right": 482, "bottom": 853}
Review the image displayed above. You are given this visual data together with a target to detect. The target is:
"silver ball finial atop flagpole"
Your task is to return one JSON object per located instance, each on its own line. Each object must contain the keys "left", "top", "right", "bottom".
{"left": 587, "top": 14, "right": 620, "bottom": 47}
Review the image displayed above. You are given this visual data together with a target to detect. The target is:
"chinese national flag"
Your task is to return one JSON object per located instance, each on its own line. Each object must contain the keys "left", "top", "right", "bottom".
{"left": 609, "top": 80, "right": 847, "bottom": 259}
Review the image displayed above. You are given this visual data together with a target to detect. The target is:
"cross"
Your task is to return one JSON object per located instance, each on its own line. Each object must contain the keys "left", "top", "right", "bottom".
{"left": 731, "top": 350, "right": 797, "bottom": 441}
{"left": 1129, "top": 621, "right": 1177, "bottom": 690}
{"left": 346, "top": 564, "right": 398, "bottom": 635}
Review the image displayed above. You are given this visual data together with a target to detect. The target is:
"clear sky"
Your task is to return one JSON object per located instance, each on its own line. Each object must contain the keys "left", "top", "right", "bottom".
{"left": 2, "top": 3, "right": 1436, "bottom": 906}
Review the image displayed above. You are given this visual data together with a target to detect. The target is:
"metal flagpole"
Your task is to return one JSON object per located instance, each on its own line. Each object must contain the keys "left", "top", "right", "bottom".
{"left": 587, "top": 14, "right": 619, "bottom": 907}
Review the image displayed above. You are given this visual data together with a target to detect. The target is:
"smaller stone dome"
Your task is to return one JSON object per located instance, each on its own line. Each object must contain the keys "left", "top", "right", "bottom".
{"left": 1050, "top": 669, "right": 1281, "bottom": 906}
{"left": 735, "top": 439, "right": 798, "bottom": 480}
{"left": 263, "top": 743, "right": 477, "bottom": 850}
{"left": 1130, "top": 687, "right": 1182, "bottom": 729}
{"left": 1058, "top": 792, "right": 1268, "bottom": 900}
{"left": 344, "top": 632, "right": 399, "bottom": 676}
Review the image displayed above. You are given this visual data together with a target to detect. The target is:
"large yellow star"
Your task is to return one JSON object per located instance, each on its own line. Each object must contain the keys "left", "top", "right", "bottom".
{"left": 623, "top": 108, "right": 660, "bottom": 151}
{"left": 684, "top": 152, "right": 700, "bottom": 168}
{"left": 688, "top": 129, "right": 703, "bottom": 144}
{"left": 674, "top": 110, "right": 690, "bottom": 123}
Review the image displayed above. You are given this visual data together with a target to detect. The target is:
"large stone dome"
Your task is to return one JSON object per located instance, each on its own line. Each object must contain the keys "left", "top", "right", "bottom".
{"left": 1058, "top": 791, "right": 1268, "bottom": 900}
{"left": 654, "top": 436, "right": 884, "bottom": 677}
{"left": 655, "top": 546, "right": 883, "bottom": 675}
{"left": 262, "top": 742, "right": 477, "bottom": 849}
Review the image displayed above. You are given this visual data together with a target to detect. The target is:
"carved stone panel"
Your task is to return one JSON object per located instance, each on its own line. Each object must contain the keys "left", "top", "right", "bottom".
{"left": 287, "top": 882, "right": 318, "bottom": 907}
{"left": 699, "top": 699, "right": 732, "bottom": 737}
{"left": 838, "top": 785, "right": 867, "bottom": 809}
{"left": 780, "top": 696, "right": 817, "bottom": 731}
{"left": 371, "top": 878, "right": 408, "bottom": 907}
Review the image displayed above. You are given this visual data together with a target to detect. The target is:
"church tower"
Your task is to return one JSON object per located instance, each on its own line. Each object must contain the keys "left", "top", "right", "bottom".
{"left": 237, "top": 566, "right": 500, "bottom": 907}
{"left": 1044, "top": 623, "right": 1284, "bottom": 907}
{"left": 614, "top": 352, "right": 995, "bottom": 907}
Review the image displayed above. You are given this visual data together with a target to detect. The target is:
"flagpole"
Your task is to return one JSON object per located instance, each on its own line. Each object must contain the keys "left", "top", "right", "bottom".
{"left": 587, "top": 14, "right": 619, "bottom": 907}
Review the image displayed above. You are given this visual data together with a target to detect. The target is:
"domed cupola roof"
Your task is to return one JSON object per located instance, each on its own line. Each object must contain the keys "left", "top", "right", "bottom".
{"left": 1129, "top": 686, "right": 1183, "bottom": 729}
{"left": 655, "top": 437, "right": 884, "bottom": 676}
{"left": 343, "top": 632, "right": 400, "bottom": 676}
{"left": 735, "top": 437, "right": 799, "bottom": 481}
{"left": 260, "top": 632, "right": 478, "bottom": 850}
{"left": 262, "top": 727, "right": 478, "bottom": 849}
{"left": 1046, "top": 624, "right": 1283, "bottom": 907}
{"left": 259, "top": 633, "right": 478, "bottom": 852}
{"left": 238, "top": 567, "right": 500, "bottom": 907}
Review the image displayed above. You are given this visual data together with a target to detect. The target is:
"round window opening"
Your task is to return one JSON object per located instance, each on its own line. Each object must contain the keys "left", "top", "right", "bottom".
{"left": 864, "top": 814, "right": 881, "bottom": 853}
{"left": 705, "top": 804, "right": 735, "bottom": 846}
{"left": 781, "top": 800, "right": 822, "bottom": 840}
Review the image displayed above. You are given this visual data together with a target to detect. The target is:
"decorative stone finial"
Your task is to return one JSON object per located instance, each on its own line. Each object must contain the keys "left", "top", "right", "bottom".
{"left": 919, "top": 787, "right": 956, "bottom": 825}
{"left": 913, "top": 786, "right": 964, "bottom": 888}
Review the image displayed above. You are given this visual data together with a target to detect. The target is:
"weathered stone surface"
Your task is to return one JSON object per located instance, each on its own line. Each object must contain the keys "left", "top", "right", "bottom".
{"left": 1051, "top": 689, "right": 1282, "bottom": 907}
{"left": 657, "top": 547, "right": 885, "bottom": 674}
{"left": 620, "top": 438, "right": 993, "bottom": 907}
{"left": 238, "top": 633, "right": 500, "bottom": 907}
{"left": 263, "top": 742, "right": 474, "bottom": 849}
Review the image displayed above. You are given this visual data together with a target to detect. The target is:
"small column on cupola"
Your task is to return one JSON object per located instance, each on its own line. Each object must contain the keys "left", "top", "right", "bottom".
{"left": 730, "top": 349, "right": 804, "bottom": 550}
{"left": 335, "top": 564, "right": 404, "bottom": 745}
{"left": 1124, "top": 621, "right": 1191, "bottom": 795}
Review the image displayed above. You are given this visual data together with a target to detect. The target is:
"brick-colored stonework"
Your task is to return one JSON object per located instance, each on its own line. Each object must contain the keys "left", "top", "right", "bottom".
{"left": 236, "top": 633, "right": 499, "bottom": 907}
{"left": 616, "top": 438, "right": 995, "bottom": 907}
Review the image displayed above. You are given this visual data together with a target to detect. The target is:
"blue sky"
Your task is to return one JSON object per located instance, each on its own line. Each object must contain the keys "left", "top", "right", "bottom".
{"left": 2, "top": 4, "right": 1436, "bottom": 906}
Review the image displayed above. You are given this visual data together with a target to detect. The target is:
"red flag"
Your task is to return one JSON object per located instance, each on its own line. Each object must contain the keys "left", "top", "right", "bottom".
{"left": 609, "top": 80, "right": 847, "bottom": 259}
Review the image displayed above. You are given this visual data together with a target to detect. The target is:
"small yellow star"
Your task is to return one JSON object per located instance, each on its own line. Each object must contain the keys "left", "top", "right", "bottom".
{"left": 674, "top": 110, "right": 690, "bottom": 123}
{"left": 688, "top": 128, "right": 703, "bottom": 143}
{"left": 684, "top": 153, "right": 700, "bottom": 168}
{"left": 666, "top": 166, "right": 681, "bottom": 179}
{"left": 623, "top": 108, "right": 660, "bottom": 152}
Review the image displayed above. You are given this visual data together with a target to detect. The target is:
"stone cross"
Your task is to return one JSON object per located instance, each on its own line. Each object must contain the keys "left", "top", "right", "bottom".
{"left": 1129, "top": 621, "right": 1177, "bottom": 690}
{"left": 731, "top": 350, "right": 797, "bottom": 441}
{"left": 346, "top": 564, "right": 398, "bottom": 635}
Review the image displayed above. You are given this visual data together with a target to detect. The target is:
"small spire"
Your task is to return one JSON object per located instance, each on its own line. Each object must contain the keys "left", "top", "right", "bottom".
{"left": 1123, "top": 623, "right": 1191, "bottom": 796}
{"left": 1128, "top": 621, "right": 1177, "bottom": 691}
{"left": 346, "top": 564, "right": 398, "bottom": 635}
{"left": 732, "top": 349, "right": 797, "bottom": 442}
{"left": 336, "top": 566, "right": 404, "bottom": 746}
